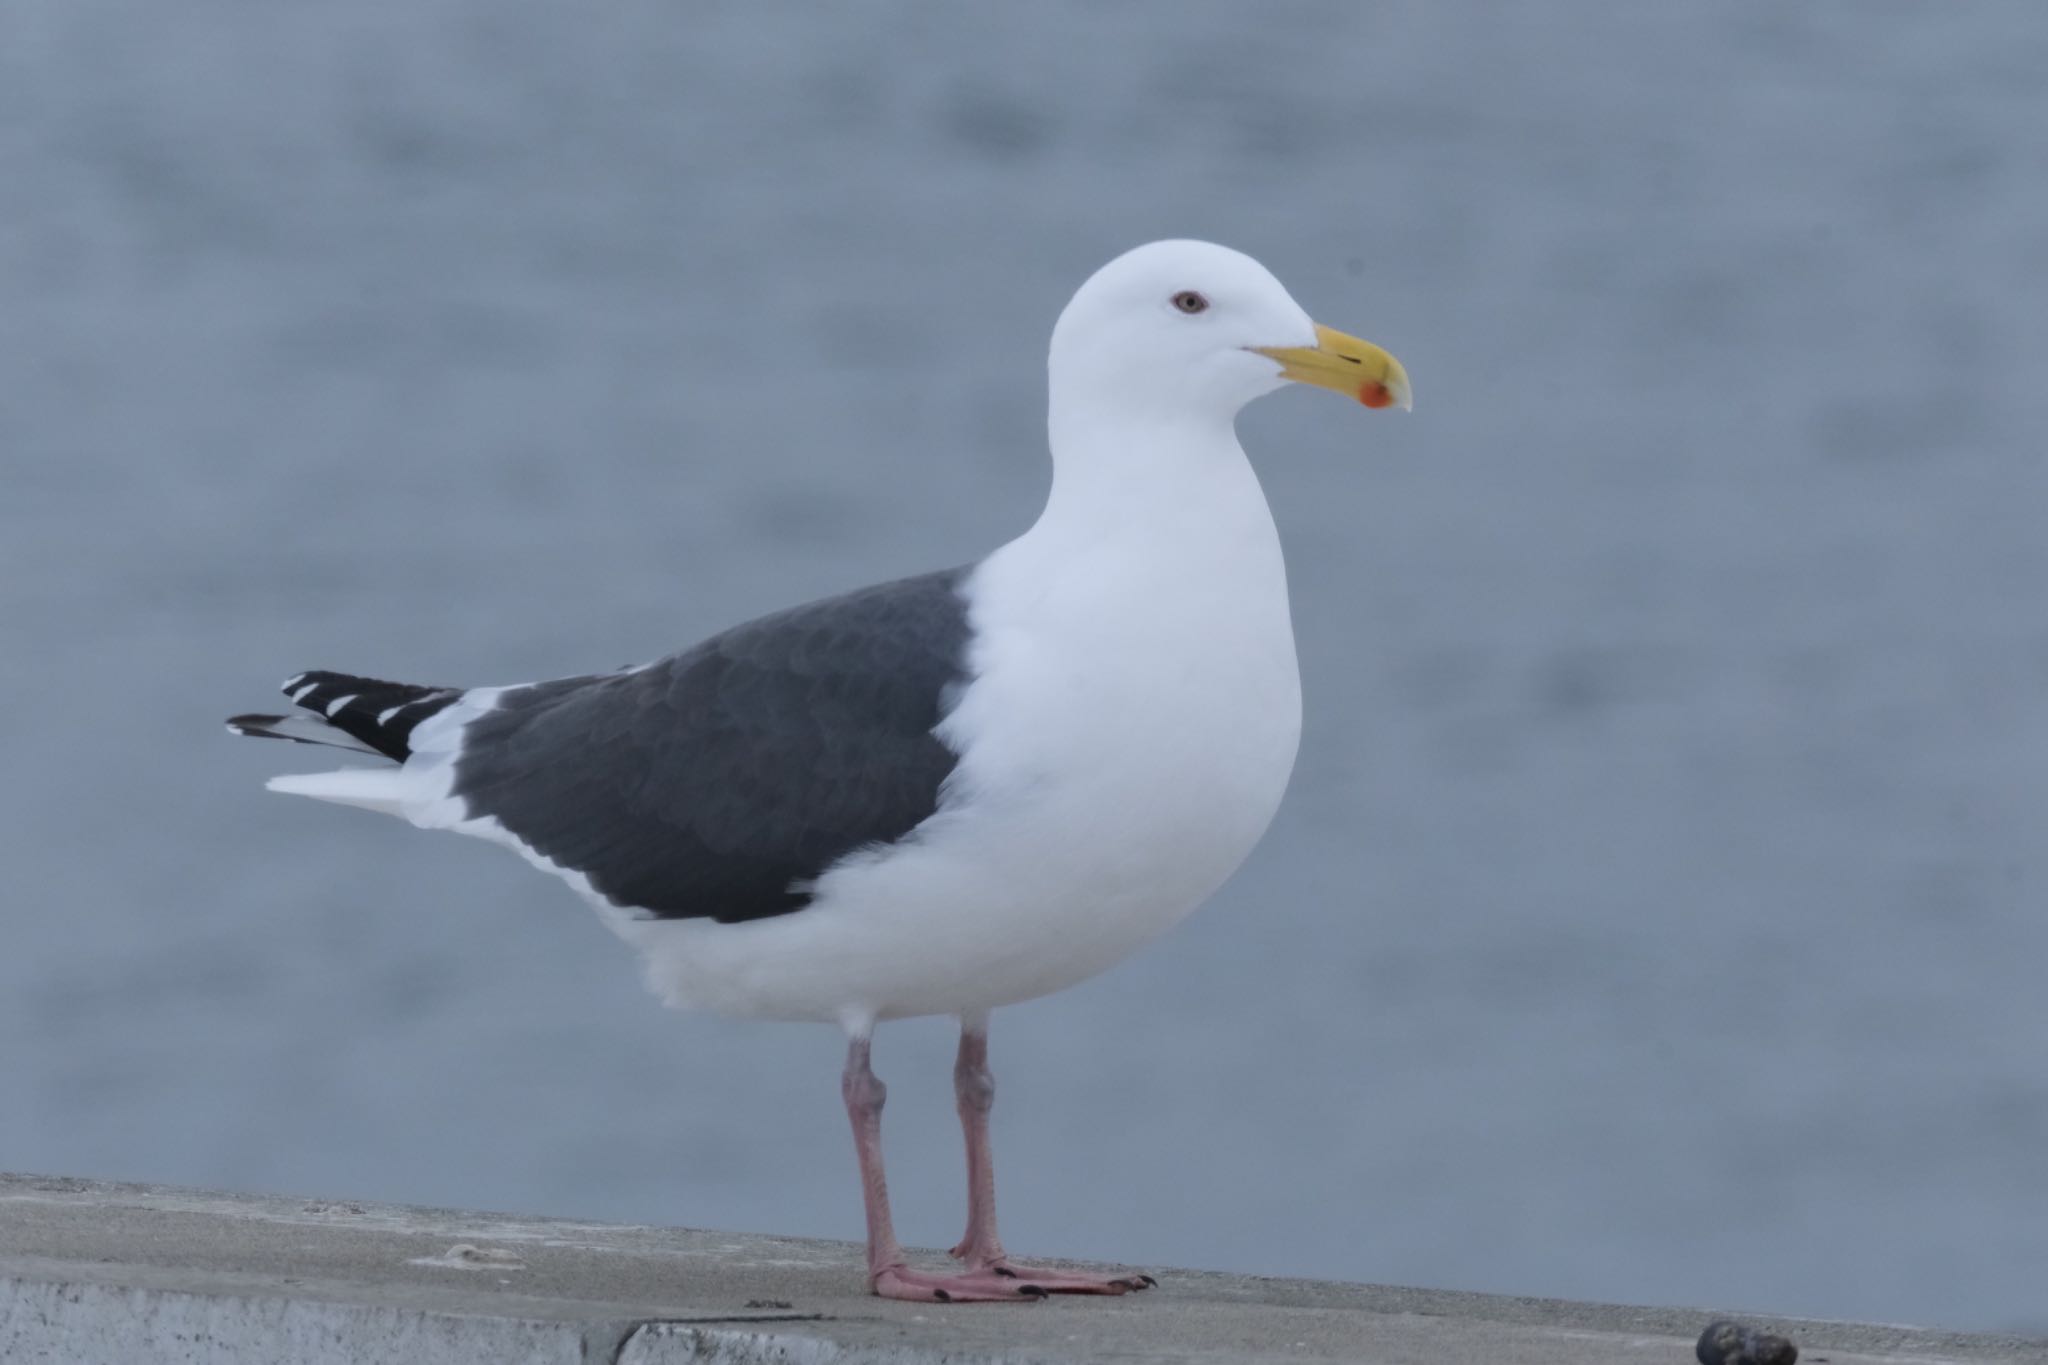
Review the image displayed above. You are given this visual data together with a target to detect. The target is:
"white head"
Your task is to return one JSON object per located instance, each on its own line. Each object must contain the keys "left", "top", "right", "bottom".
{"left": 1047, "top": 240, "right": 1411, "bottom": 431}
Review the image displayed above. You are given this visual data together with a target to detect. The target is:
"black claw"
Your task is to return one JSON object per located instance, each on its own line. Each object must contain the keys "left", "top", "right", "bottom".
{"left": 1017, "top": 1283, "right": 1049, "bottom": 1298}
{"left": 932, "top": 1288, "right": 952, "bottom": 1303}
{"left": 991, "top": 1265, "right": 1019, "bottom": 1278}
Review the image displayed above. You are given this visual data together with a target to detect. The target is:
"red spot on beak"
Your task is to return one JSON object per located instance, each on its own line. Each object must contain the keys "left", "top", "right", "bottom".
{"left": 1359, "top": 382, "right": 1395, "bottom": 409}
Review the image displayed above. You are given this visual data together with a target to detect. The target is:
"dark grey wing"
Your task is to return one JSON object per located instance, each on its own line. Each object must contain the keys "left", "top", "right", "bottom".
{"left": 449, "top": 569, "right": 973, "bottom": 924}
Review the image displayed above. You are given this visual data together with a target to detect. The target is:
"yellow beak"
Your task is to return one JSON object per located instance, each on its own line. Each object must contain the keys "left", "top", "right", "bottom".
{"left": 1252, "top": 324, "right": 1413, "bottom": 411}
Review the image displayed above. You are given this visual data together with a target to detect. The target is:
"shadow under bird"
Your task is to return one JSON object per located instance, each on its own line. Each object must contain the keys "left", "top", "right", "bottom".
{"left": 228, "top": 239, "right": 1411, "bottom": 1303}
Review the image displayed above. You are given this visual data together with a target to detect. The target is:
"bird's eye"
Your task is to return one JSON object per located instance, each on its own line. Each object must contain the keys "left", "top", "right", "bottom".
{"left": 1171, "top": 290, "right": 1209, "bottom": 315}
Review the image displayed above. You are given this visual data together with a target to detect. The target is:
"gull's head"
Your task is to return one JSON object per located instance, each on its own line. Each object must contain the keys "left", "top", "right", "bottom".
{"left": 1048, "top": 239, "right": 1411, "bottom": 425}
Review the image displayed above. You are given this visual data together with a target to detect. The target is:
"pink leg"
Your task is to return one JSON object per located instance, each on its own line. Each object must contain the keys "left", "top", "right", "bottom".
{"left": 843, "top": 1032, "right": 1045, "bottom": 1302}
{"left": 943, "top": 1018, "right": 1156, "bottom": 1296}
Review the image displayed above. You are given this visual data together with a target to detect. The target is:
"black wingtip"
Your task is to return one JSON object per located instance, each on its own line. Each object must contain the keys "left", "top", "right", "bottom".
{"left": 266, "top": 671, "right": 461, "bottom": 762}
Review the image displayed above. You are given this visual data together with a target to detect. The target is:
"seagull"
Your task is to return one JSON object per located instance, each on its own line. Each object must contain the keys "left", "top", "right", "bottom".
{"left": 228, "top": 239, "right": 1411, "bottom": 1303}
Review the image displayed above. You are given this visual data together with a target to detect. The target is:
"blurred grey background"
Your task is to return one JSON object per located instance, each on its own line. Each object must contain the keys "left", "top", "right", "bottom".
{"left": 3, "top": 0, "right": 2045, "bottom": 1335}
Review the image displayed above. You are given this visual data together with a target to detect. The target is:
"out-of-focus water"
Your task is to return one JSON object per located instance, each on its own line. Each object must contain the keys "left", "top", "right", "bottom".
{"left": 4, "top": 0, "right": 2045, "bottom": 1333}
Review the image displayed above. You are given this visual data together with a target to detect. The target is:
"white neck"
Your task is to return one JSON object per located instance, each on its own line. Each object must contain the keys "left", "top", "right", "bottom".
{"left": 1034, "top": 403, "right": 1277, "bottom": 557}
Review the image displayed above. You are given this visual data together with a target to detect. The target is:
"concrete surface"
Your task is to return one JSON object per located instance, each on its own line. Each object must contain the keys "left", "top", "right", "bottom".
{"left": 0, "top": 1173, "right": 2038, "bottom": 1364}
{"left": 13, "top": 2, "right": 2048, "bottom": 1334}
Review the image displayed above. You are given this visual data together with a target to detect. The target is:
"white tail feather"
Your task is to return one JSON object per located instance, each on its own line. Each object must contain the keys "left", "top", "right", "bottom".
{"left": 266, "top": 768, "right": 413, "bottom": 816}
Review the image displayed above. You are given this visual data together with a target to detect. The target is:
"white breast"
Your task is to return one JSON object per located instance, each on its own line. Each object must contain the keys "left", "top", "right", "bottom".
{"left": 625, "top": 428, "right": 1304, "bottom": 1025}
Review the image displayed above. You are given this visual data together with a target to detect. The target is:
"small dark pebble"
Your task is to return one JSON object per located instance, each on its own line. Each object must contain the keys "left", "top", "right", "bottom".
{"left": 1697, "top": 1319, "right": 1798, "bottom": 1365}
{"left": 743, "top": 1298, "right": 793, "bottom": 1310}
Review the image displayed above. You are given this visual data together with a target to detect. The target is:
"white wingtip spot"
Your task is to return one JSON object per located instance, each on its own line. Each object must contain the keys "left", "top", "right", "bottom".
{"left": 324, "top": 693, "right": 358, "bottom": 717}
{"left": 377, "top": 704, "right": 406, "bottom": 725}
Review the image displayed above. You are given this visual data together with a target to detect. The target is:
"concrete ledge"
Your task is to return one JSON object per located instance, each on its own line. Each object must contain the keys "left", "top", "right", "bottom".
{"left": 0, "top": 1173, "right": 2037, "bottom": 1364}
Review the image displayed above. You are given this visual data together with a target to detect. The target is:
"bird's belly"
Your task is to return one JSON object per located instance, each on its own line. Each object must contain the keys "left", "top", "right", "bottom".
{"left": 624, "top": 611, "right": 1303, "bottom": 1024}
